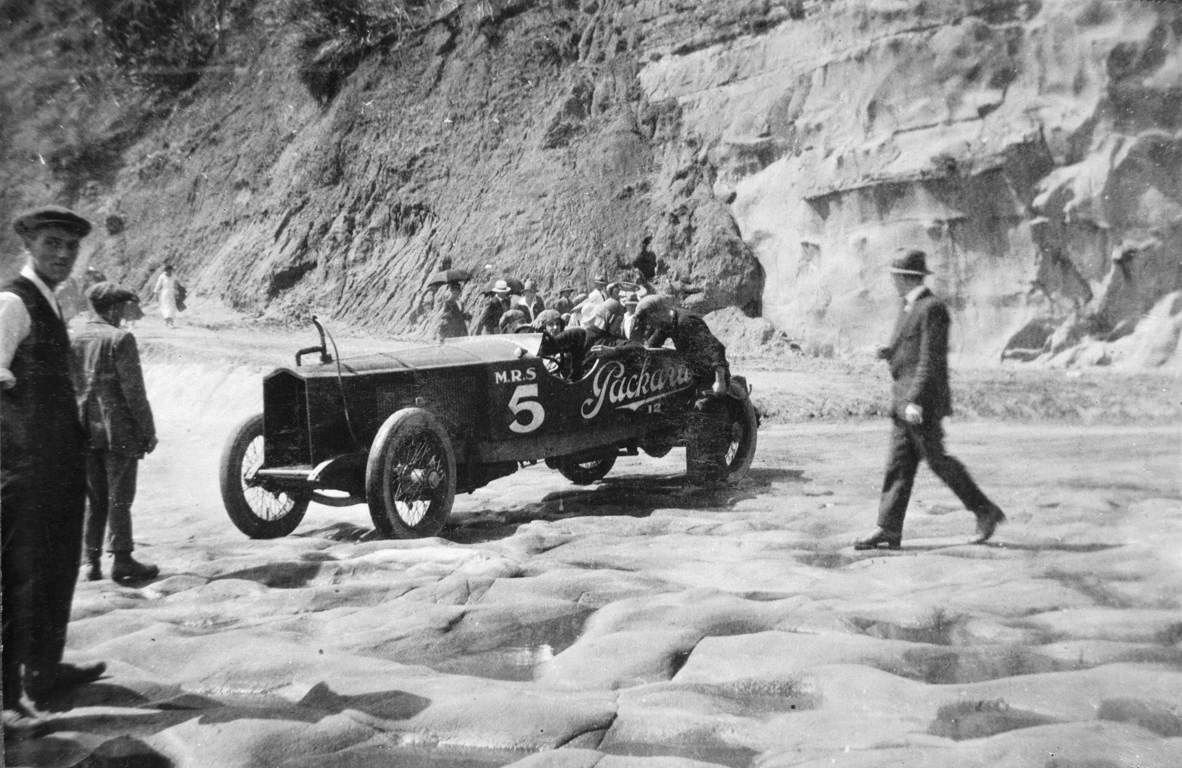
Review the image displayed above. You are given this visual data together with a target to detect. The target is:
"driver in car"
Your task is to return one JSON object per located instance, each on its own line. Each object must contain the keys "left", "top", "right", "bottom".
{"left": 538, "top": 299, "right": 636, "bottom": 380}
{"left": 633, "top": 295, "right": 732, "bottom": 486}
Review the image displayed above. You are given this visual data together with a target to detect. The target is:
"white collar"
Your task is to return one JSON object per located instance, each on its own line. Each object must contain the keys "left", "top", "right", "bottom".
{"left": 20, "top": 262, "right": 61, "bottom": 318}
{"left": 904, "top": 284, "right": 927, "bottom": 308}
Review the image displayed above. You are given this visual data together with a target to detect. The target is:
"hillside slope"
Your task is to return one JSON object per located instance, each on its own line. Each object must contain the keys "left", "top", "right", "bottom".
{"left": 2, "top": 0, "right": 1180, "bottom": 363}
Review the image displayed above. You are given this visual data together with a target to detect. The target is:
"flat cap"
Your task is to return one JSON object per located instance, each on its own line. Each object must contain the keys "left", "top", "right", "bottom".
{"left": 13, "top": 205, "right": 92, "bottom": 238}
{"left": 634, "top": 294, "right": 668, "bottom": 320}
{"left": 889, "top": 248, "right": 931, "bottom": 275}
{"left": 86, "top": 281, "right": 139, "bottom": 310}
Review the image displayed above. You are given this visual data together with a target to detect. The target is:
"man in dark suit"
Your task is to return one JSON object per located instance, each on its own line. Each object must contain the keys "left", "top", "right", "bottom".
{"left": 855, "top": 249, "right": 1006, "bottom": 550}
{"left": 1, "top": 206, "right": 106, "bottom": 737}
{"left": 72, "top": 282, "right": 160, "bottom": 584}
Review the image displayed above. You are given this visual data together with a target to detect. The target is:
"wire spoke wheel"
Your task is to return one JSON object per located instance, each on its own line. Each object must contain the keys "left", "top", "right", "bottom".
{"left": 220, "top": 413, "right": 309, "bottom": 538}
{"left": 724, "top": 395, "right": 759, "bottom": 483}
{"left": 555, "top": 454, "right": 616, "bottom": 485}
{"left": 241, "top": 435, "right": 300, "bottom": 520}
{"left": 384, "top": 432, "right": 449, "bottom": 528}
{"left": 367, "top": 408, "right": 456, "bottom": 538}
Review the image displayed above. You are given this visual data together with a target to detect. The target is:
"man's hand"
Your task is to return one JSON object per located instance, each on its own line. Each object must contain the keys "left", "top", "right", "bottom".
{"left": 143, "top": 436, "right": 159, "bottom": 455}
{"left": 876, "top": 345, "right": 891, "bottom": 360}
{"left": 903, "top": 403, "right": 923, "bottom": 425}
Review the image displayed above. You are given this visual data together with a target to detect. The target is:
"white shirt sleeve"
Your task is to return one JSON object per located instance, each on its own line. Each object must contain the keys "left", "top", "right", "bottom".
{"left": 0, "top": 291, "right": 32, "bottom": 389}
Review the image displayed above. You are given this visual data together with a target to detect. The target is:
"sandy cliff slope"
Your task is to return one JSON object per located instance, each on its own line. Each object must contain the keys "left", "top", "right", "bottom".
{"left": 1, "top": 0, "right": 1180, "bottom": 364}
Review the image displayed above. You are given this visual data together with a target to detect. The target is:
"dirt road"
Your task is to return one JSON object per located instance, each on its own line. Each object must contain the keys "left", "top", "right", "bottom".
{"left": 8, "top": 312, "right": 1182, "bottom": 768}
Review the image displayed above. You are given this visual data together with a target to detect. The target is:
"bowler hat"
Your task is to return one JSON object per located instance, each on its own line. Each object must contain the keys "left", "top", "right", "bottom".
{"left": 13, "top": 205, "right": 92, "bottom": 238}
{"left": 889, "top": 249, "right": 931, "bottom": 275}
{"left": 86, "top": 281, "right": 139, "bottom": 311}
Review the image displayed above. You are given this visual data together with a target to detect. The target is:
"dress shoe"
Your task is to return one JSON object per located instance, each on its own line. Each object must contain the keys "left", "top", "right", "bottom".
{"left": 972, "top": 503, "right": 1007, "bottom": 544}
{"left": 853, "top": 528, "right": 902, "bottom": 550}
{"left": 24, "top": 661, "right": 107, "bottom": 707}
{"left": 84, "top": 558, "right": 102, "bottom": 582}
{"left": 111, "top": 554, "right": 159, "bottom": 583}
{"left": 3, "top": 702, "right": 47, "bottom": 742}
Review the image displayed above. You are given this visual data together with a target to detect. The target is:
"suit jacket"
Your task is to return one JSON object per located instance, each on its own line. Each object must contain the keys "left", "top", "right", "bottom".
{"left": 70, "top": 319, "right": 156, "bottom": 456}
{"left": 882, "top": 288, "right": 952, "bottom": 420}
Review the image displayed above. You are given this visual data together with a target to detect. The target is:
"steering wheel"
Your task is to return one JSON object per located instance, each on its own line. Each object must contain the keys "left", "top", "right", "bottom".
{"left": 537, "top": 331, "right": 573, "bottom": 378}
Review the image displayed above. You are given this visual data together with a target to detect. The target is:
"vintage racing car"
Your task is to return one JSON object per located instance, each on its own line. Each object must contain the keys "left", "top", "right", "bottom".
{"left": 219, "top": 320, "right": 759, "bottom": 539}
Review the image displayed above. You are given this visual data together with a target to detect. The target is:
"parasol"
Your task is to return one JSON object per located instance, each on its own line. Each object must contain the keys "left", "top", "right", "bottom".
{"left": 426, "top": 268, "right": 473, "bottom": 288}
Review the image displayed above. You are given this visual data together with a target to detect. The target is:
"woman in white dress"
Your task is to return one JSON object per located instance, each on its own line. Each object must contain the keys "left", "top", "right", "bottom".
{"left": 153, "top": 264, "right": 178, "bottom": 327}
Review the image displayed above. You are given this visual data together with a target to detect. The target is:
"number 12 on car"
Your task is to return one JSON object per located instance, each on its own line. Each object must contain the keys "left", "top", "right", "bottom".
{"left": 508, "top": 384, "right": 545, "bottom": 433}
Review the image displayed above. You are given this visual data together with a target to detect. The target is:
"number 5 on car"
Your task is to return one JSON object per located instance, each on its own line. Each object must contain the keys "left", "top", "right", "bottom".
{"left": 508, "top": 383, "right": 545, "bottom": 433}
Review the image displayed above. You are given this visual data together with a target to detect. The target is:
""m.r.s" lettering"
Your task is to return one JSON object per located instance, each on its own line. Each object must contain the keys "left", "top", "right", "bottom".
{"left": 494, "top": 368, "right": 538, "bottom": 385}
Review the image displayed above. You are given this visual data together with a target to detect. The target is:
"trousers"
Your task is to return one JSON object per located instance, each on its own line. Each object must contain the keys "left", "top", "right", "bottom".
{"left": 84, "top": 450, "right": 140, "bottom": 556}
{"left": 876, "top": 416, "right": 992, "bottom": 533}
{"left": 1, "top": 446, "right": 86, "bottom": 705}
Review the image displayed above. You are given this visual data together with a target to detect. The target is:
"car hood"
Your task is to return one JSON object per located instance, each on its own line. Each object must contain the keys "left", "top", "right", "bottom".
{"left": 282, "top": 334, "right": 545, "bottom": 378}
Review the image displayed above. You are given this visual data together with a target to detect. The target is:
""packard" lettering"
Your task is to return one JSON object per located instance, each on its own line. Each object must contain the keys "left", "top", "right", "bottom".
{"left": 581, "top": 361, "right": 694, "bottom": 420}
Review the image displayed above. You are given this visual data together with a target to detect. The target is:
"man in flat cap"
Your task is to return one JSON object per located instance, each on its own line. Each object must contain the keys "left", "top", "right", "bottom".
{"left": 855, "top": 248, "right": 1006, "bottom": 551}
{"left": 71, "top": 282, "right": 160, "bottom": 585}
{"left": 1, "top": 206, "right": 106, "bottom": 735}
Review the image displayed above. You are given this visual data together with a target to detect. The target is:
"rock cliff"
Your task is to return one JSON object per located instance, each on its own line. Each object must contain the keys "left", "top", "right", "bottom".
{"left": 2, "top": 0, "right": 1180, "bottom": 362}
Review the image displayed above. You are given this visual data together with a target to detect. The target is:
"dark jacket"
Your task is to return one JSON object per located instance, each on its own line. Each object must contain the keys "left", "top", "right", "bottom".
{"left": 881, "top": 288, "right": 952, "bottom": 420}
{"left": 1, "top": 276, "right": 85, "bottom": 475}
{"left": 475, "top": 296, "right": 507, "bottom": 335}
{"left": 435, "top": 298, "right": 469, "bottom": 340}
{"left": 70, "top": 318, "right": 156, "bottom": 456}
{"left": 646, "top": 309, "right": 729, "bottom": 383}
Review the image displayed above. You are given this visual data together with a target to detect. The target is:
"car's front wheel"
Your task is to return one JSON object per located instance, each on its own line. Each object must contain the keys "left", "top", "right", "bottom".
{"left": 219, "top": 413, "right": 310, "bottom": 538}
{"left": 366, "top": 408, "right": 456, "bottom": 538}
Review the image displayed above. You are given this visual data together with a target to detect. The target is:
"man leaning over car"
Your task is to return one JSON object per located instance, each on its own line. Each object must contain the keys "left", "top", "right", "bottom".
{"left": 633, "top": 296, "right": 732, "bottom": 486}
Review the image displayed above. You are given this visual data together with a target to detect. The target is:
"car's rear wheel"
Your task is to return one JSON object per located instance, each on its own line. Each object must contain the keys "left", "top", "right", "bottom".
{"left": 724, "top": 394, "right": 759, "bottom": 483}
{"left": 220, "top": 413, "right": 310, "bottom": 538}
{"left": 366, "top": 408, "right": 456, "bottom": 538}
{"left": 555, "top": 454, "right": 616, "bottom": 485}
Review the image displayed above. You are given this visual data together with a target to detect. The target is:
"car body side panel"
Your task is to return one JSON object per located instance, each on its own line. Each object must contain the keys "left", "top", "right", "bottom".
{"left": 260, "top": 336, "right": 698, "bottom": 474}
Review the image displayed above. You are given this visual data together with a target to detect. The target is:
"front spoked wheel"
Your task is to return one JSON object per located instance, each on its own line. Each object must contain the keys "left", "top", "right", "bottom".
{"left": 219, "top": 413, "right": 310, "bottom": 538}
{"left": 366, "top": 408, "right": 456, "bottom": 538}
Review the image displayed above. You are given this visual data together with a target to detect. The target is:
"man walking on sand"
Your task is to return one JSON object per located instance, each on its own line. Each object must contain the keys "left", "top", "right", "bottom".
{"left": 72, "top": 282, "right": 161, "bottom": 584}
{"left": 1, "top": 206, "right": 107, "bottom": 738}
{"left": 855, "top": 248, "right": 1006, "bottom": 551}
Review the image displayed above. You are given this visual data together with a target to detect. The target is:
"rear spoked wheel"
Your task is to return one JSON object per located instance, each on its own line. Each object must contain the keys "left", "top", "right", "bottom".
{"left": 555, "top": 454, "right": 616, "bottom": 485}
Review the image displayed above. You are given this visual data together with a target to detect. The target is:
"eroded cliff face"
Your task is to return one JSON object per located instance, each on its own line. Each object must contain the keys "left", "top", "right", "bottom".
{"left": 3, "top": 0, "right": 1180, "bottom": 362}
{"left": 640, "top": 0, "right": 1182, "bottom": 360}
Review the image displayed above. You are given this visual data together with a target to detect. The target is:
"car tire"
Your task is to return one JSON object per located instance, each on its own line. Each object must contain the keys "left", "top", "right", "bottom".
{"left": 555, "top": 455, "right": 616, "bottom": 485}
{"left": 220, "top": 413, "right": 310, "bottom": 539}
{"left": 724, "top": 393, "right": 759, "bottom": 483}
{"left": 366, "top": 408, "right": 457, "bottom": 539}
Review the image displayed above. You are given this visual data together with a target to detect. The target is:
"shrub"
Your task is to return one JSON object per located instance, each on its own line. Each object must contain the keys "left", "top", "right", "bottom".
{"left": 83, "top": 0, "right": 244, "bottom": 93}
{"left": 284, "top": 0, "right": 457, "bottom": 103}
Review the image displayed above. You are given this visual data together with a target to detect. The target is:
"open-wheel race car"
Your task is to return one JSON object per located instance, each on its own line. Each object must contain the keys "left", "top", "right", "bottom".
{"left": 219, "top": 319, "right": 759, "bottom": 540}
